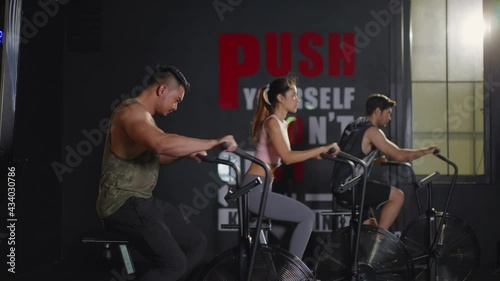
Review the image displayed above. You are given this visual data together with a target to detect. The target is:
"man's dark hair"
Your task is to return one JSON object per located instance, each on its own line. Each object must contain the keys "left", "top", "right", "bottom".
{"left": 147, "top": 64, "right": 191, "bottom": 92}
{"left": 366, "top": 93, "right": 396, "bottom": 115}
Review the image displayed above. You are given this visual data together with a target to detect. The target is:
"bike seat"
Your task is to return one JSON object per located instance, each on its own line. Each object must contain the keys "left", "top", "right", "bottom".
{"left": 219, "top": 215, "right": 272, "bottom": 230}
{"left": 82, "top": 221, "right": 136, "bottom": 275}
{"left": 248, "top": 214, "right": 272, "bottom": 229}
{"left": 331, "top": 192, "right": 381, "bottom": 225}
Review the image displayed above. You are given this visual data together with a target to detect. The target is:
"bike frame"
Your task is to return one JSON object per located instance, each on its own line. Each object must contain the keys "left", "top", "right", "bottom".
{"left": 321, "top": 151, "right": 368, "bottom": 280}
{"left": 383, "top": 153, "right": 459, "bottom": 281}
{"left": 199, "top": 146, "right": 272, "bottom": 281}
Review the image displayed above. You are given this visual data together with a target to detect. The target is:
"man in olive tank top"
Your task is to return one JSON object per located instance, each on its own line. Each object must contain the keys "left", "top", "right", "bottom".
{"left": 96, "top": 65, "right": 237, "bottom": 281}
{"left": 331, "top": 94, "right": 438, "bottom": 230}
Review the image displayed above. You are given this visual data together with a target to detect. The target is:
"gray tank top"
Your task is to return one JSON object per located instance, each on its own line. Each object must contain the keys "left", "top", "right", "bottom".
{"left": 96, "top": 99, "right": 160, "bottom": 218}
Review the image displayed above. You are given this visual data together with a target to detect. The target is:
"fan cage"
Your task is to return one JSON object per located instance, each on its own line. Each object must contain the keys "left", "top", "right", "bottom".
{"left": 314, "top": 225, "right": 414, "bottom": 281}
{"left": 401, "top": 212, "right": 480, "bottom": 281}
{"left": 200, "top": 244, "right": 315, "bottom": 281}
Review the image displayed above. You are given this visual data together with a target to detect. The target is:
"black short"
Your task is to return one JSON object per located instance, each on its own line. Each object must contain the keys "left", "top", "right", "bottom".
{"left": 334, "top": 180, "right": 391, "bottom": 209}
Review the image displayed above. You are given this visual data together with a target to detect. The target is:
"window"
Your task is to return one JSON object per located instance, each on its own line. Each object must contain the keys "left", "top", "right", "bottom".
{"left": 410, "top": 0, "right": 485, "bottom": 177}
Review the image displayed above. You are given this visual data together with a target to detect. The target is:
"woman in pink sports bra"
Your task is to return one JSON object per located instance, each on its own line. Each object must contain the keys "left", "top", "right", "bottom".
{"left": 242, "top": 74, "right": 340, "bottom": 260}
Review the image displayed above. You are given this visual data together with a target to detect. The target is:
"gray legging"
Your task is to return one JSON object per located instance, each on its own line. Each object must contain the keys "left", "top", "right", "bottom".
{"left": 242, "top": 174, "right": 315, "bottom": 259}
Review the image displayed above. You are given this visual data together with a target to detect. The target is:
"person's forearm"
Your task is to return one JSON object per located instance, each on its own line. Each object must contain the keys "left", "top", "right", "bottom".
{"left": 280, "top": 146, "right": 326, "bottom": 165}
{"left": 397, "top": 147, "right": 431, "bottom": 161}
{"left": 159, "top": 154, "right": 182, "bottom": 165}
{"left": 155, "top": 134, "right": 218, "bottom": 157}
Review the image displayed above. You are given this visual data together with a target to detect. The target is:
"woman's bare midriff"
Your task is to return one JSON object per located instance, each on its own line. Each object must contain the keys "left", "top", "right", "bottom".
{"left": 245, "top": 162, "right": 278, "bottom": 180}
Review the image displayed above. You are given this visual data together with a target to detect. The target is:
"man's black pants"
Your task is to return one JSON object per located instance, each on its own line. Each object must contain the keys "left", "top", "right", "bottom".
{"left": 103, "top": 196, "right": 207, "bottom": 281}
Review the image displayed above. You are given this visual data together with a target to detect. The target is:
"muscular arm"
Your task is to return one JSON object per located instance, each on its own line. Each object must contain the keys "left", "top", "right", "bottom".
{"left": 365, "top": 127, "right": 436, "bottom": 162}
{"left": 118, "top": 103, "right": 227, "bottom": 158}
{"left": 159, "top": 152, "right": 207, "bottom": 165}
{"left": 265, "top": 118, "right": 337, "bottom": 165}
{"left": 159, "top": 154, "right": 182, "bottom": 165}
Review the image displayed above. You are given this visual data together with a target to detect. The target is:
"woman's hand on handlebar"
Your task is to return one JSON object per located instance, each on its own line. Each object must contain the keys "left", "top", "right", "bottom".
{"left": 316, "top": 142, "right": 340, "bottom": 159}
{"left": 327, "top": 142, "right": 340, "bottom": 156}
{"left": 217, "top": 135, "right": 238, "bottom": 152}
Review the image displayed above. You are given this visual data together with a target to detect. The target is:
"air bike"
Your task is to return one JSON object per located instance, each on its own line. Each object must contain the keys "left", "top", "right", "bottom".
{"left": 197, "top": 143, "right": 316, "bottom": 281}
{"left": 396, "top": 151, "right": 480, "bottom": 281}
{"left": 315, "top": 149, "right": 415, "bottom": 281}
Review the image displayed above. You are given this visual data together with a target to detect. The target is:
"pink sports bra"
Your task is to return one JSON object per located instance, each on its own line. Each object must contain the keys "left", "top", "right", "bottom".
{"left": 254, "top": 115, "right": 291, "bottom": 165}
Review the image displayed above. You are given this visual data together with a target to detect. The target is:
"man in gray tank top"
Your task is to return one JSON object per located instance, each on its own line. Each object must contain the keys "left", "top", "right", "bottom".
{"left": 331, "top": 94, "right": 438, "bottom": 230}
{"left": 96, "top": 65, "right": 237, "bottom": 281}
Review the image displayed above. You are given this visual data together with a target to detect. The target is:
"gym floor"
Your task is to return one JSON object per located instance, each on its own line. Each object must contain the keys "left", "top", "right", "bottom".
{"left": 8, "top": 259, "right": 500, "bottom": 281}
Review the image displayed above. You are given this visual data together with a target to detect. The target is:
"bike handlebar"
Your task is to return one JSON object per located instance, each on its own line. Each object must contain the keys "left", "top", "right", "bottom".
{"left": 196, "top": 153, "right": 240, "bottom": 191}
{"left": 320, "top": 152, "right": 360, "bottom": 193}
{"left": 380, "top": 161, "right": 440, "bottom": 189}
{"left": 320, "top": 152, "right": 356, "bottom": 170}
{"left": 321, "top": 147, "right": 368, "bottom": 168}
{"left": 225, "top": 177, "right": 262, "bottom": 202}
{"left": 195, "top": 153, "right": 239, "bottom": 175}
{"left": 419, "top": 171, "right": 440, "bottom": 187}
{"left": 195, "top": 153, "right": 216, "bottom": 163}
{"left": 196, "top": 153, "right": 237, "bottom": 168}
{"left": 433, "top": 150, "right": 458, "bottom": 174}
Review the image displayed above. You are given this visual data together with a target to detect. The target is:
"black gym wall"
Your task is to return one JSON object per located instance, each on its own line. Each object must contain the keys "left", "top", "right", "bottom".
{"left": 3, "top": 0, "right": 499, "bottom": 278}
{"left": 0, "top": 0, "right": 64, "bottom": 279}
{"left": 59, "top": 0, "right": 395, "bottom": 268}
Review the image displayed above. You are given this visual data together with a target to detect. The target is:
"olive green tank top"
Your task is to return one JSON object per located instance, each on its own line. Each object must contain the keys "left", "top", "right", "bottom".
{"left": 96, "top": 99, "right": 160, "bottom": 218}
